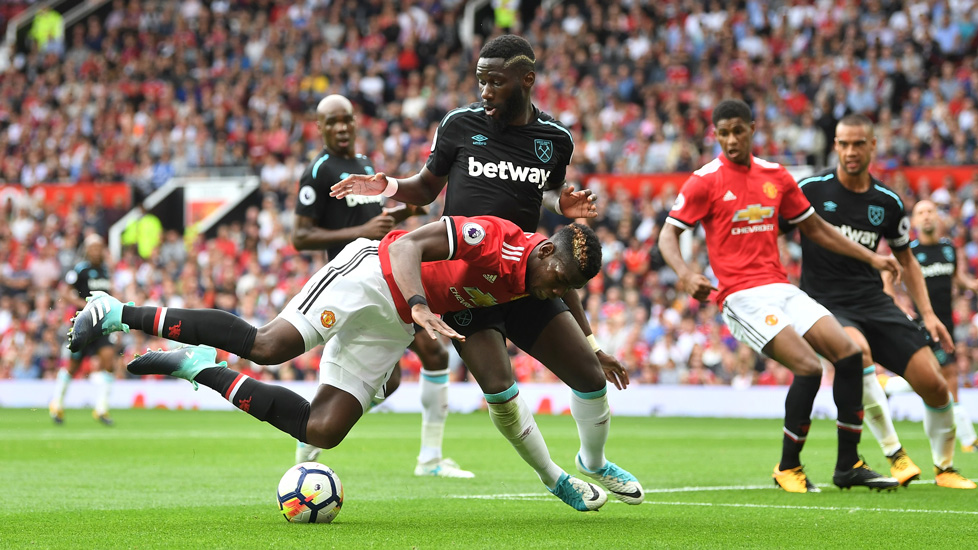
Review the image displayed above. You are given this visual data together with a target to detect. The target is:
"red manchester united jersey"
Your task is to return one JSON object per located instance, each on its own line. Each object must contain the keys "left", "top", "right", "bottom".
{"left": 379, "top": 216, "right": 546, "bottom": 324}
{"left": 666, "top": 155, "right": 814, "bottom": 306}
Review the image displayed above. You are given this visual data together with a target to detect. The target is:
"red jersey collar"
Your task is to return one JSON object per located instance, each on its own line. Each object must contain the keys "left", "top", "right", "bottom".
{"left": 718, "top": 154, "right": 753, "bottom": 173}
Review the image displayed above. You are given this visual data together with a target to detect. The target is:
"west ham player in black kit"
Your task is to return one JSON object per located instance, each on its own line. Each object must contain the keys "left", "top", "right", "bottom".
{"left": 331, "top": 35, "right": 643, "bottom": 508}
{"left": 881, "top": 200, "right": 978, "bottom": 453}
{"left": 290, "top": 94, "right": 471, "bottom": 478}
{"left": 50, "top": 234, "right": 118, "bottom": 425}
{"left": 793, "top": 114, "right": 974, "bottom": 489}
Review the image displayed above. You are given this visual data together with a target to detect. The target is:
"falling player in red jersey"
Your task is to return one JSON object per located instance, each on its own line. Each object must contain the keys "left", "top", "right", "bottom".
{"left": 69, "top": 217, "right": 615, "bottom": 511}
{"left": 658, "top": 99, "right": 902, "bottom": 492}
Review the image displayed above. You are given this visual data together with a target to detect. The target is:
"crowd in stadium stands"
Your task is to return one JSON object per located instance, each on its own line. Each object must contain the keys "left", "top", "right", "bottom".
{"left": 2, "top": 0, "right": 978, "bottom": 389}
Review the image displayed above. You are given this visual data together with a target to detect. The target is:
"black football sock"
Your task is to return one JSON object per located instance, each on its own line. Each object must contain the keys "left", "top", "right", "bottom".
{"left": 833, "top": 352, "right": 864, "bottom": 470}
{"left": 779, "top": 373, "right": 820, "bottom": 470}
{"left": 194, "top": 366, "right": 310, "bottom": 442}
{"left": 122, "top": 306, "right": 257, "bottom": 358}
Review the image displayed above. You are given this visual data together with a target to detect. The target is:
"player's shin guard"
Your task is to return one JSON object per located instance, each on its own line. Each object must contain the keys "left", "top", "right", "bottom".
{"left": 51, "top": 367, "right": 71, "bottom": 407}
{"left": 833, "top": 353, "right": 864, "bottom": 470}
{"left": 953, "top": 401, "right": 978, "bottom": 447}
{"left": 570, "top": 387, "right": 610, "bottom": 472}
{"left": 923, "top": 400, "right": 956, "bottom": 470}
{"left": 486, "top": 384, "right": 563, "bottom": 489}
{"left": 121, "top": 306, "right": 258, "bottom": 358}
{"left": 194, "top": 367, "right": 311, "bottom": 442}
{"left": 419, "top": 368, "right": 450, "bottom": 464}
{"left": 93, "top": 370, "right": 113, "bottom": 415}
{"left": 862, "top": 366, "right": 902, "bottom": 456}
{"left": 780, "top": 373, "right": 819, "bottom": 470}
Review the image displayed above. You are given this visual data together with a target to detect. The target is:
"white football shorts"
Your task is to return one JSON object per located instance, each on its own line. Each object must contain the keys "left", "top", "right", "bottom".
{"left": 278, "top": 238, "right": 415, "bottom": 411}
{"left": 720, "top": 283, "right": 830, "bottom": 355}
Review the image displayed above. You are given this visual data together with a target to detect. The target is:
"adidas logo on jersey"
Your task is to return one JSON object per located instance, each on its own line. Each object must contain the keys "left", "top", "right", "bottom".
{"left": 723, "top": 190, "right": 737, "bottom": 201}
{"left": 483, "top": 274, "right": 497, "bottom": 283}
{"left": 467, "top": 157, "right": 551, "bottom": 187}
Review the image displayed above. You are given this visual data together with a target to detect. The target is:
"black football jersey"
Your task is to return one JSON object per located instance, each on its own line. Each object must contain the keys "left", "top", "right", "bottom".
{"left": 427, "top": 103, "right": 574, "bottom": 232}
{"left": 295, "top": 150, "right": 383, "bottom": 259}
{"left": 65, "top": 261, "right": 111, "bottom": 299}
{"left": 794, "top": 168, "right": 911, "bottom": 308}
{"left": 911, "top": 238, "right": 956, "bottom": 329}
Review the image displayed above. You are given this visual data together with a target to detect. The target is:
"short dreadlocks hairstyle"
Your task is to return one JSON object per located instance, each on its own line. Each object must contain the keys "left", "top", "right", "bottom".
{"left": 480, "top": 34, "right": 536, "bottom": 74}
{"left": 551, "top": 223, "right": 601, "bottom": 281}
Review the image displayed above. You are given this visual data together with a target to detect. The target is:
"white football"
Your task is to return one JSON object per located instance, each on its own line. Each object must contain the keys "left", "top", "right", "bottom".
{"left": 276, "top": 462, "right": 344, "bottom": 523}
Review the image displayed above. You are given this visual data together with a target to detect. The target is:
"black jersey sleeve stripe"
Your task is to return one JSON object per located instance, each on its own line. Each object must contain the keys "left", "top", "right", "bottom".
{"left": 787, "top": 206, "right": 815, "bottom": 224}
{"left": 442, "top": 216, "right": 457, "bottom": 260}
{"left": 665, "top": 216, "right": 694, "bottom": 231}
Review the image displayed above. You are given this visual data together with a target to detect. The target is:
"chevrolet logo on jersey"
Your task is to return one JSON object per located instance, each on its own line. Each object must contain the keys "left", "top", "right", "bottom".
{"left": 731, "top": 204, "right": 775, "bottom": 224}
{"left": 730, "top": 204, "right": 776, "bottom": 235}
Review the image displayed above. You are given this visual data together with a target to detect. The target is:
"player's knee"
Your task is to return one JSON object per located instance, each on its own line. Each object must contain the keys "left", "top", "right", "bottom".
{"left": 793, "top": 355, "right": 823, "bottom": 377}
{"left": 418, "top": 345, "right": 449, "bottom": 371}
{"left": 918, "top": 375, "right": 950, "bottom": 406}
{"left": 249, "top": 335, "right": 289, "bottom": 365}
{"left": 565, "top": 357, "right": 607, "bottom": 393}
{"left": 304, "top": 419, "right": 348, "bottom": 450}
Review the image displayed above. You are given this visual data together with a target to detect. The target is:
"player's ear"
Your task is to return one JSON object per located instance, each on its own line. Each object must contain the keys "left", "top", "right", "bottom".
{"left": 522, "top": 69, "right": 535, "bottom": 89}
{"left": 537, "top": 240, "right": 555, "bottom": 258}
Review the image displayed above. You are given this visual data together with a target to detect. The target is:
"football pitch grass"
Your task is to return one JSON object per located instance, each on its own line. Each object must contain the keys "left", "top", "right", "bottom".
{"left": 3, "top": 408, "right": 977, "bottom": 549}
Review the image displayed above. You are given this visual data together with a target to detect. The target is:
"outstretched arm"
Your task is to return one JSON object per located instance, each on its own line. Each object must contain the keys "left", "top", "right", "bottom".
{"left": 330, "top": 166, "right": 448, "bottom": 206}
{"left": 953, "top": 248, "right": 978, "bottom": 293}
{"left": 893, "top": 247, "right": 953, "bottom": 352}
{"left": 291, "top": 213, "right": 395, "bottom": 250}
{"left": 795, "top": 213, "right": 903, "bottom": 283}
{"left": 657, "top": 222, "right": 717, "bottom": 301}
{"left": 561, "top": 287, "right": 629, "bottom": 390}
{"left": 386, "top": 220, "right": 465, "bottom": 341}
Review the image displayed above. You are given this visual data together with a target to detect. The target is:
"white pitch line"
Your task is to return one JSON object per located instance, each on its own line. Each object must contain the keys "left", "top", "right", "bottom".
{"left": 450, "top": 489, "right": 978, "bottom": 515}
{"left": 640, "top": 501, "right": 978, "bottom": 515}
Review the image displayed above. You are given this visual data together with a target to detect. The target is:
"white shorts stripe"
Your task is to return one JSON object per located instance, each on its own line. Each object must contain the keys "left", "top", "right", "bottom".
{"left": 721, "top": 283, "right": 831, "bottom": 355}
{"left": 156, "top": 307, "right": 168, "bottom": 338}
{"left": 723, "top": 306, "right": 766, "bottom": 349}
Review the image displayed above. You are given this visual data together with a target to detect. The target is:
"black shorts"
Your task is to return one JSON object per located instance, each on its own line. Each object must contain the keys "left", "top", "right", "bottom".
{"left": 829, "top": 301, "right": 930, "bottom": 376}
{"left": 70, "top": 334, "right": 114, "bottom": 359}
{"left": 443, "top": 298, "right": 569, "bottom": 352}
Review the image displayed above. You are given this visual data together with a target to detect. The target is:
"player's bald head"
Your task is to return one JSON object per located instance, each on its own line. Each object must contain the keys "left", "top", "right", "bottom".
{"left": 317, "top": 95, "right": 353, "bottom": 117}
{"left": 912, "top": 199, "right": 936, "bottom": 216}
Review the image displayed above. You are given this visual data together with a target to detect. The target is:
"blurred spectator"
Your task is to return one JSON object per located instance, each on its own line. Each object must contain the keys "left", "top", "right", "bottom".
{"left": 2, "top": 0, "right": 978, "bottom": 391}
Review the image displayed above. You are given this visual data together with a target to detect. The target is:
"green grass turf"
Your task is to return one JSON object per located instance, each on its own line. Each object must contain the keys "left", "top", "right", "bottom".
{"left": 2, "top": 408, "right": 977, "bottom": 549}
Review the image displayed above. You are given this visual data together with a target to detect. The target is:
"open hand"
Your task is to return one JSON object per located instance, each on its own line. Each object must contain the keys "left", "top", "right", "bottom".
{"left": 558, "top": 185, "right": 598, "bottom": 219}
{"left": 412, "top": 306, "right": 466, "bottom": 342}
{"left": 330, "top": 172, "right": 388, "bottom": 198}
{"left": 598, "top": 350, "right": 629, "bottom": 390}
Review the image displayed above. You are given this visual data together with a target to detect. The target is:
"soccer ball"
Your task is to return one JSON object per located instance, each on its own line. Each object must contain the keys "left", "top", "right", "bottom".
{"left": 276, "top": 462, "right": 344, "bottom": 523}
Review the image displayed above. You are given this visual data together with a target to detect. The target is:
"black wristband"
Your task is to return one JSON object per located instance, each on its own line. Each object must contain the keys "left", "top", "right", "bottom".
{"left": 407, "top": 295, "right": 428, "bottom": 308}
